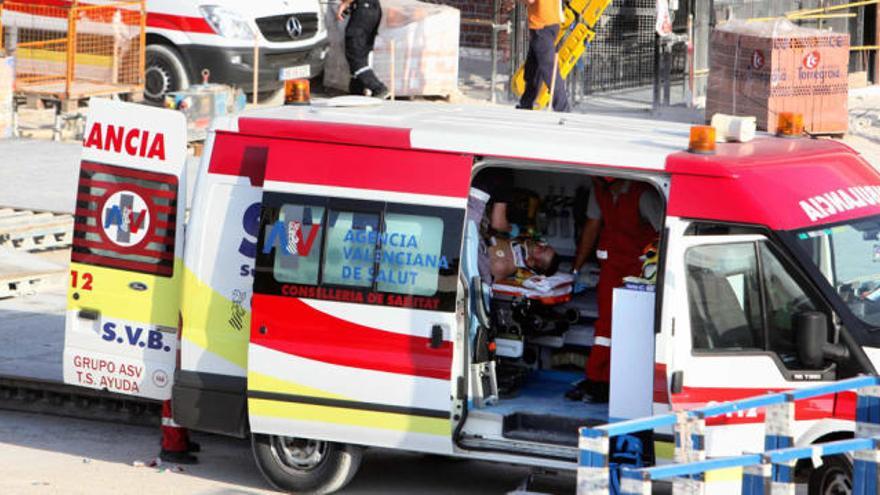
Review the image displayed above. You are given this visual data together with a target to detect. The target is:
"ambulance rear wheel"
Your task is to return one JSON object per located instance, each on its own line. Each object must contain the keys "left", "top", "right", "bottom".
{"left": 252, "top": 434, "right": 363, "bottom": 494}
{"left": 145, "top": 44, "right": 189, "bottom": 104}
{"left": 808, "top": 455, "right": 852, "bottom": 495}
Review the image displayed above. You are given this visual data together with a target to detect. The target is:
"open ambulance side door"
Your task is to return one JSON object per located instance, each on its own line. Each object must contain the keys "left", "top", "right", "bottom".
{"left": 248, "top": 131, "right": 472, "bottom": 454}
{"left": 64, "top": 99, "right": 187, "bottom": 400}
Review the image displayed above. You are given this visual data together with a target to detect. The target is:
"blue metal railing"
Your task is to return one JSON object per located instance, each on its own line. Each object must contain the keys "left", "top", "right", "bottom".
{"left": 577, "top": 375, "right": 880, "bottom": 495}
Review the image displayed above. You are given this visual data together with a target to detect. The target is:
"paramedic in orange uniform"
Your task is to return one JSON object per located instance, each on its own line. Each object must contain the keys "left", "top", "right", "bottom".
{"left": 517, "top": 0, "right": 571, "bottom": 112}
{"left": 567, "top": 178, "right": 661, "bottom": 403}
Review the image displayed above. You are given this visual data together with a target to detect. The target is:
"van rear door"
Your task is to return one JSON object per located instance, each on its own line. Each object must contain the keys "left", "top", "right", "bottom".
{"left": 64, "top": 99, "right": 187, "bottom": 400}
{"left": 249, "top": 130, "right": 472, "bottom": 453}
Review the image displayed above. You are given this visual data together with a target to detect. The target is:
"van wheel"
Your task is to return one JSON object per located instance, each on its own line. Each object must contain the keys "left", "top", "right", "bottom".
{"left": 808, "top": 455, "right": 852, "bottom": 495}
{"left": 144, "top": 44, "right": 189, "bottom": 104}
{"left": 251, "top": 434, "right": 363, "bottom": 494}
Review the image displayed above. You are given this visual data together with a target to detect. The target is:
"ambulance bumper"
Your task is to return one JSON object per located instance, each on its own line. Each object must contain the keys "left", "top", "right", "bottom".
{"left": 177, "top": 41, "right": 329, "bottom": 93}
{"left": 172, "top": 370, "right": 247, "bottom": 438}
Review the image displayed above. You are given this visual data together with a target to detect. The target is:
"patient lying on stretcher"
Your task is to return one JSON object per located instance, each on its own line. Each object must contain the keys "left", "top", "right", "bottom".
{"left": 488, "top": 236, "right": 560, "bottom": 281}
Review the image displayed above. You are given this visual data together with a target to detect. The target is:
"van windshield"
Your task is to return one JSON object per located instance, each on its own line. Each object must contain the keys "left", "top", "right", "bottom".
{"left": 792, "top": 215, "right": 880, "bottom": 328}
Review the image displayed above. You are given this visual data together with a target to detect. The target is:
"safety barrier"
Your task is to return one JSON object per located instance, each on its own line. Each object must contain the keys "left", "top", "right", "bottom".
{"left": 577, "top": 375, "right": 880, "bottom": 494}
{"left": 0, "top": 0, "right": 145, "bottom": 100}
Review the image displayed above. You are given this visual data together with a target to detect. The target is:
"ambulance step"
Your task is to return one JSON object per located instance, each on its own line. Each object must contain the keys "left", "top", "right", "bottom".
{"left": 501, "top": 413, "right": 602, "bottom": 447}
{"left": 0, "top": 207, "right": 74, "bottom": 252}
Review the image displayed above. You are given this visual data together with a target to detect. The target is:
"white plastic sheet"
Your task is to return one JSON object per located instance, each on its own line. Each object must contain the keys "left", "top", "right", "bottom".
{"left": 323, "top": 0, "right": 460, "bottom": 97}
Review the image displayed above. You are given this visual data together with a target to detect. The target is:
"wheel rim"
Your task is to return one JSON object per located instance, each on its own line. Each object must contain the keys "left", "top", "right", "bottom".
{"left": 144, "top": 60, "right": 173, "bottom": 101}
{"left": 822, "top": 467, "right": 852, "bottom": 495}
{"left": 269, "top": 436, "right": 330, "bottom": 472}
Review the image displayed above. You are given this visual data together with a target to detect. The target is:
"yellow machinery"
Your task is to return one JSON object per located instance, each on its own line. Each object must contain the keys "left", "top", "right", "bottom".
{"left": 512, "top": 0, "right": 612, "bottom": 109}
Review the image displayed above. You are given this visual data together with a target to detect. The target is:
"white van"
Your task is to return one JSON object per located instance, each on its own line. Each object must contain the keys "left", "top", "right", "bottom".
{"left": 144, "top": 0, "right": 328, "bottom": 101}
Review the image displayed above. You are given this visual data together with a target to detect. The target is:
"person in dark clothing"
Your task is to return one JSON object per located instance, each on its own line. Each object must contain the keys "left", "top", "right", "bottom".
{"left": 518, "top": 0, "right": 570, "bottom": 112}
{"left": 336, "top": 0, "right": 388, "bottom": 98}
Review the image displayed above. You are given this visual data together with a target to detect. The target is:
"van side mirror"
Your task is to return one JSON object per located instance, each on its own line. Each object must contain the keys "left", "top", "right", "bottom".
{"left": 794, "top": 311, "right": 849, "bottom": 369}
{"left": 471, "top": 276, "right": 491, "bottom": 329}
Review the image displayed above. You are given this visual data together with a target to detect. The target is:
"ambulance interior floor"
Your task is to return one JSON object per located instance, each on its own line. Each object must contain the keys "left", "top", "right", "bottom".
{"left": 479, "top": 369, "right": 606, "bottom": 447}
{"left": 0, "top": 285, "right": 66, "bottom": 383}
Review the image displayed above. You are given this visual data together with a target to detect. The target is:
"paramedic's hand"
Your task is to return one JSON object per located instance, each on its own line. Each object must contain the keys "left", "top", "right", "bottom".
{"left": 336, "top": 0, "right": 352, "bottom": 21}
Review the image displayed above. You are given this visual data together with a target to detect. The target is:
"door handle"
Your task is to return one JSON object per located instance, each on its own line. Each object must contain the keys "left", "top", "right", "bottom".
{"left": 430, "top": 325, "right": 444, "bottom": 349}
{"left": 670, "top": 370, "right": 684, "bottom": 395}
{"left": 78, "top": 308, "right": 100, "bottom": 321}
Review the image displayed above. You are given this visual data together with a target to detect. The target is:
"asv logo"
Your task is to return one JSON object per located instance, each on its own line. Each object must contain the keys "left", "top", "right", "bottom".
{"left": 803, "top": 50, "right": 821, "bottom": 70}
{"left": 101, "top": 190, "right": 150, "bottom": 247}
{"left": 263, "top": 219, "right": 321, "bottom": 256}
{"left": 751, "top": 49, "right": 765, "bottom": 70}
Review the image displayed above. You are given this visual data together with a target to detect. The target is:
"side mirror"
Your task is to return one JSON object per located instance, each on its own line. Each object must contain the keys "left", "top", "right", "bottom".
{"left": 472, "top": 276, "right": 491, "bottom": 329}
{"left": 794, "top": 311, "right": 849, "bottom": 369}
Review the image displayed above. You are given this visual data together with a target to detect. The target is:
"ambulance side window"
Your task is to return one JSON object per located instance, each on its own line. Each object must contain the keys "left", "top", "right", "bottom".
{"left": 257, "top": 194, "right": 463, "bottom": 312}
{"left": 686, "top": 243, "right": 764, "bottom": 351}
{"left": 378, "top": 213, "right": 445, "bottom": 297}
{"left": 322, "top": 210, "right": 380, "bottom": 289}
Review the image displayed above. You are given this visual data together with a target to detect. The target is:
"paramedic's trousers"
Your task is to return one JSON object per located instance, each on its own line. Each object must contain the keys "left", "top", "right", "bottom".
{"left": 519, "top": 25, "right": 571, "bottom": 113}
{"left": 345, "top": 0, "right": 385, "bottom": 94}
{"left": 586, "top": 257, "right": 643, "bottom": 384}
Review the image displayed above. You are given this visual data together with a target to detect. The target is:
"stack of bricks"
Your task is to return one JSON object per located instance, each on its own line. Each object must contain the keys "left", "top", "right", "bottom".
{"left": 706, "top": 19, "right": 850, "bottom": 135}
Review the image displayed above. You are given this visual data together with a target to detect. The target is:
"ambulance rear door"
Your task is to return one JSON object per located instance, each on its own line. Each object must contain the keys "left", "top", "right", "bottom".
{"left": 249, "top": 132, "right": 472, "bottom": 453}
{"left": 64, "top": 99, "right": 187, "bottom": 400}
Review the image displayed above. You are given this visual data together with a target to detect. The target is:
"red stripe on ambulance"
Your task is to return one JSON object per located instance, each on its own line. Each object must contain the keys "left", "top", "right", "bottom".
{"left": 672, "top": 386, "right": 853, "bottom": 426}
{"left": 251, "top": 294, "right": 452, "bottom": 380}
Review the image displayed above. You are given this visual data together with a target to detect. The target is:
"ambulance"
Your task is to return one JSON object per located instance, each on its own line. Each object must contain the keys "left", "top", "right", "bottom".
{"left": 142, "top": 0, "right": 328, "bottom": 102}
{"left": 65, "top": 96, "right": 880, "bottom": 495}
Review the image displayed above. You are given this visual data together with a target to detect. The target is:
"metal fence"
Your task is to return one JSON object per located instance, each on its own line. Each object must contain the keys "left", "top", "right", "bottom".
{"left": 0, "top": 0, "right": 145, "bottom": 101}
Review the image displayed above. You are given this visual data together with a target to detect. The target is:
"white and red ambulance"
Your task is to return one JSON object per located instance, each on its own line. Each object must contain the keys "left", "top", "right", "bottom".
{"left": 64, "top": 97, "right": 880, "bottom": 494}
{"left": 143, "top": 0, "right": 327, "bottom": 101}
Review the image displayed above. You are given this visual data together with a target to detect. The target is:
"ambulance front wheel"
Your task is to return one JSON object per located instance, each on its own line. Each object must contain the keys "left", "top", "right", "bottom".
{"left": 144, "top": 44, "right": 189, "bottom": 104}
{"left": 252, "top": 434, "right": 363, "bottom": 494}
{"left": 807, "top": 454, "right": 852, "bottom": 495}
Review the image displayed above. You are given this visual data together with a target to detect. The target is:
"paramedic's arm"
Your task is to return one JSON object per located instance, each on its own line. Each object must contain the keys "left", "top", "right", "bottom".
{"left": 573, "top": 192, "right": 602, "bottom": 272}
{"left": 574, "top": 218, "right": 601, "bottom": 272}
{"left": 336, "top": 0, "right": 354, "bottom": 21}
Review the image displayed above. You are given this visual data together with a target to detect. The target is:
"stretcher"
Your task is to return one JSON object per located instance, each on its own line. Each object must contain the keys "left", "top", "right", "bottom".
{"left": 492, "top": 272, "right": 575, "bottom": 305}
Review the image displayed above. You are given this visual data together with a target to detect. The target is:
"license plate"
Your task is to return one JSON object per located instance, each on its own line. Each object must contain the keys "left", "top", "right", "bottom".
{"left": 279, "top": 65, "right": 311, "bottom": 81}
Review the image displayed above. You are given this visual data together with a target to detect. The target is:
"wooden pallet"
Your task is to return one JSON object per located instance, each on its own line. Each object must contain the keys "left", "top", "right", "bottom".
{"left": 0, "top": 249, "right": 66, "bottom": 299}
{"left": 0, "top": 208, "right": 73, "bottom": 252}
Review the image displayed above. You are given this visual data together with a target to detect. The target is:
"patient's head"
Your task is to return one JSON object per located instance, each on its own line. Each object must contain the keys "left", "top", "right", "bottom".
{"left": 526, "top": 241, "right": 559, "bottom": 276}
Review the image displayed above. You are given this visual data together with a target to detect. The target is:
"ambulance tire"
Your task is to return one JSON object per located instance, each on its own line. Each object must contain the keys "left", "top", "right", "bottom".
{"left": 252, "top": 434, "right": 363, "bottom": 494}
{"left": 144, "top": 44, "right": 189, "bottom": 104}
{"left": 807, "top": 455, "right": 852, "bottom": 495}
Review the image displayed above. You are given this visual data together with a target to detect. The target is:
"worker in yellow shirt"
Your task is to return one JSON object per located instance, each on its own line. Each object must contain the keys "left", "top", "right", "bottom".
{"left": 517, "top": 0, "right": 571, "bottom": 112}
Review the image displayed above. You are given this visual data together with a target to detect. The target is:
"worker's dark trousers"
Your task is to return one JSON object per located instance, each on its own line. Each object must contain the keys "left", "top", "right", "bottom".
{"left": 519, "top": 25, "right": 571, "bottom": 112}
{"left": 345, "top": 1, "right": 386, "bottom": 95}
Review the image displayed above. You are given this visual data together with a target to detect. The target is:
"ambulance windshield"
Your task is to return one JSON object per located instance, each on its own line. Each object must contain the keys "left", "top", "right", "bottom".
{"left": 793, "top": 215, "right": 880, "bottom": 328}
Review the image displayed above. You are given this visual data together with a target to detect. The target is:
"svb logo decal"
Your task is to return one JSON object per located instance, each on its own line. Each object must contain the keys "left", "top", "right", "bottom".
{"left": 101, "top": 190, "right": 151, "bottom": 247}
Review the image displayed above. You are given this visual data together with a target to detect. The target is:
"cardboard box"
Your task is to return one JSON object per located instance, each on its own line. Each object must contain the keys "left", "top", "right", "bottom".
{"left": 324, "top": 0, "right": 460, "bottom": 97}
{"left": 706, "top": 19, "right": 850, "bottom": 134}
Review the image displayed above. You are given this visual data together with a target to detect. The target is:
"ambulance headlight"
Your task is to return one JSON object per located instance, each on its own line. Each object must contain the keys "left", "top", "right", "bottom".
{"left": 200, "top": 6, "right": 255, "bottom": 40}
